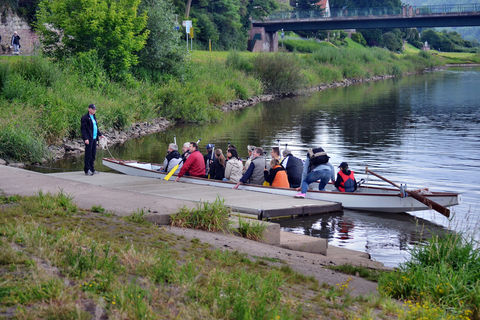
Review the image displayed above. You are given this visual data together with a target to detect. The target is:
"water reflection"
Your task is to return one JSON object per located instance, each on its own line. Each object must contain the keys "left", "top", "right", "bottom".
{"left": 280, "top": 210, "right": 449, "bottom": 267}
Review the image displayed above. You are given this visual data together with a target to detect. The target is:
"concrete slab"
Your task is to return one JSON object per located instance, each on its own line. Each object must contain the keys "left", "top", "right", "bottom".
{"left": 229, "top": 216, "right": 280, "bottom": 245}
{"left": 0, "top": 166, "right": 195, "bottom": 223}
{"left": 47, "top": 171, "right": 342, "bottom": 219}
{"left": 280, "top": 231, "right": 328, "bottom": 255}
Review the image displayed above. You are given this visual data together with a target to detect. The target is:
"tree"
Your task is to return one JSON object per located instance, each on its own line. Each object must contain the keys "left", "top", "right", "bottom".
{"left": 36, "top": 0, "right": 149, "bottom": 79}
{"left": 137, "top": 0, "right": 185, "bottom": 78}
{"left": 382, "top": 31, "right": 402, "bottom": 52}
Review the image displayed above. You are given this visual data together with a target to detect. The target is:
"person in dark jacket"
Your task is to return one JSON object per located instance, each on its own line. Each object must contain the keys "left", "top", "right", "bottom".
{"left": 234, "top": 147, "right": 265, "bottom": 189}
{"left": 11, "top": 32, "right": 20, "bottom": 55}
{"left": 209, "top": 149, "right": 226, "bottom": 180}
{"left": 81, "top": 104, "right": 103, "bottom": 175}
{"left": 162, "top": 143, "right": 182, "bottom": 173}
{"left": 204, "top": 143, "right": 215, "bottom": 177}
{"left": 335, "top": 162, "right": 357, "bottom": 192}
{"left": 281, "top": 149, "right": 303, "bottom": 188}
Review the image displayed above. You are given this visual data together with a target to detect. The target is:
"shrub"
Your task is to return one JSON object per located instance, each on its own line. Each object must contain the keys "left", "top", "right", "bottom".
{"left": 170, "top": 197, "right": 231, "bottom": 232}
{"left": 13, "top": 56, "right": 60, "bottom": 87}
{"left": 226, "top": 51, "right": 253, "bottom": 73}
{"left": 237, "top": 218, "right": 266, "bottom": 241}
{"left": 252, "top": 53, "right": 305, "bottom": 93}
{"left": 379, "top": 233, "right": 480, "bottom": 318}
{"left": 351, "top": 32, "right": 367, "bottom": 46}
{"left": 0, "top": 123, "right": 46, "bottom": 163}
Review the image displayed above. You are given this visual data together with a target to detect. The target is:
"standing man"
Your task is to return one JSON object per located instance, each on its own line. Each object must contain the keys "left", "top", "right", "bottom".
{"left": 81, "top": 104, "right": 103, "bottom": 175}
{"left": 175, "top": 142, "right": 205, "bottom": 181}
{"left": 11, "top": 32, "right": 20, "bottom": 55}
{"left": 233, "top": 147, "right": 265, "bottom": 189}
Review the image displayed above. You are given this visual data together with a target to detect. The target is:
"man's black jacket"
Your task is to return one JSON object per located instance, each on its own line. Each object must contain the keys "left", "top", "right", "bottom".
{"left": 81, "top": 112, "right": 102, "bottom": 142}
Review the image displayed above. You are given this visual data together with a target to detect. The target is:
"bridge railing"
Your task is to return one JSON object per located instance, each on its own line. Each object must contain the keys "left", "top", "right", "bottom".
{"left": 264, "top": 3, "right": 480, "bottom": 21}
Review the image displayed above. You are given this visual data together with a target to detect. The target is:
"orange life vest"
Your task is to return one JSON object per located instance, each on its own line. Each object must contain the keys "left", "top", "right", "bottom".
{"left": 338, "top": 170, "right": 355, "bottom": 192}
{"left": 271, "top": 165, "right": 290, "bottom": 189}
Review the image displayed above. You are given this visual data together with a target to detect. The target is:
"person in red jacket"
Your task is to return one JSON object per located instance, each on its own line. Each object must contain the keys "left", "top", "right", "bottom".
{"left": 175, "top": 142, "right": 206, "bottom": 181}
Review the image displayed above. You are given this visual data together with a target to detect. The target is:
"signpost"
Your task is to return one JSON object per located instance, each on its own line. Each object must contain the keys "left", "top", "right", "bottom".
{"left": 182, "top": 20, "right": 192, "bottom": 52}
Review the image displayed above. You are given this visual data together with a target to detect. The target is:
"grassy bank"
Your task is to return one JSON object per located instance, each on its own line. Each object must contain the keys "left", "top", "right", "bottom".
{"left": 0, "top": 192, "right": 402, "bottom": 319}
{"left": 1, "top": 44, "right": 477, "bottom": 162}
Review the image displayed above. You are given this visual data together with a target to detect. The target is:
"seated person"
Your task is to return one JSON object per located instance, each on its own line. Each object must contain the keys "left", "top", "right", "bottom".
{"left": 335, "top": 162, "right": 357, "bottom": 192}
{"left": 209, "top": 149, "right": 226, "bottom": 180}
{"left": 175, "top": 142, "right": 206, "bottom": 181}
{"left": 224, "top": 148, "right": 243, "bottom": 183}
{"left": 162, "top": 143, "right": 182, "bottom": 173}
{"left": 281, "top": 149, "right": 303, "bottom": 188}
{"left": 295, "top": 147, "right": 335, "bottom": 198}
{"left": 264, "top": 158, "right": 289, "bottom": 189}
{"left": 234, "top": 147, "right": 265, "bottom": 189}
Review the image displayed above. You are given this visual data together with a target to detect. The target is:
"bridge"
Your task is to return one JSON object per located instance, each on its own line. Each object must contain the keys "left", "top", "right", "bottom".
{"left": 249, "top": 3, "right": 480, "bottom": 52}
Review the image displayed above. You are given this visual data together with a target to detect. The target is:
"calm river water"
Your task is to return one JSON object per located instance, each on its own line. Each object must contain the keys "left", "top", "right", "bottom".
{"left": 49, "top": 68, "right": 480, "bottom": 267}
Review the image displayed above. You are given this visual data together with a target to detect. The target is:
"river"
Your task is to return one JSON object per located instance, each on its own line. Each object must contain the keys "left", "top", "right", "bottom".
{"left": 48, "top": 67, "right": 480, "bottom": 267}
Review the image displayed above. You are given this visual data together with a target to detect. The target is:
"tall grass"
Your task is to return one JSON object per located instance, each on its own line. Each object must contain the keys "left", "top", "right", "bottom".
{"left": 170, "top": 197, "right": 231, "bottom": 232}
{"left": 379, "top": 233, "right": 480, "bottom": 319}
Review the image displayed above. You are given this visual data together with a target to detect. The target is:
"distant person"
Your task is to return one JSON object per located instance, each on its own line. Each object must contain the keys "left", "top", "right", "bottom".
{"left": 281, "top": 149, "right": 303, "bottom": 188}
{"left": 209, "top": 148, "right": 226, "bottom": 180}
{"left": 335, "top": 162, "right": 357, "bottom": 192}
{"left": 224, "top": 148, "right": 243, "bottom": 183}
{"left": 181, "top": 142, "right": 191, "bottom": 162}
{"left": 234, "top": 147, "right": 265, "bottom": 189}
{"left": 244, "top": 145, "right": 256, "bottom": 173}
{"left": 264, "top": 158, "right": 289, "bottom": 188}
{"left": 175, "top": 142, "right": 205, "bottom": 181}
{"left": 270, "top": 147, "right": 281, "bottom": 162}
{"left": 162, "top": 143, "right": 182, "bottom": 173}
{"left": 11, "top": 31, "right": 20, "bottom": 55}
{"left": 81, "top": 104, "right": 104, "bottom": 176}
{"left": 204, "top": 143, "right": 215, "bottom": 177}
{"left": 295, "top": 147, "right": 335, "bottom": 198}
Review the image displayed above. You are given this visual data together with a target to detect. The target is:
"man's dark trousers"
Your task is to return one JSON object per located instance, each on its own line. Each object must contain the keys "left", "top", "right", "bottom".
{"left": 84, "top": 140, "right": 97, "bottom": 174}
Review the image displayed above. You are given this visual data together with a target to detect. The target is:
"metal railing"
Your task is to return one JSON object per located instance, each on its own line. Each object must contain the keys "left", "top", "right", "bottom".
{"left": 264, "top": 3, "right": 480, "bottom": 21}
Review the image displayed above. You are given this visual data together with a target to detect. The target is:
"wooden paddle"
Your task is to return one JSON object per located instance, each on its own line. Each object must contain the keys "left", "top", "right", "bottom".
{"left": 164, "top": 139, "right": 201, "bottom": 181}
{"left": 365, "top": 167, "right": 450, "bottom": 218}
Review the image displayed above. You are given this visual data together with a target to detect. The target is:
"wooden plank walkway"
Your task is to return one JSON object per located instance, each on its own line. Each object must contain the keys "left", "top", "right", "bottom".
{"left": 48, "top": 172, "right": 342, "bottom": 219}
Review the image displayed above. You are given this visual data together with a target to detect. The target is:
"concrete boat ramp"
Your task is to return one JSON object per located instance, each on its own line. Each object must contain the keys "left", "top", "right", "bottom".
{"left": 1, "top": 166, "right": 382, "bottom": 266}
{"left": 49, "top": 171, "right": 342, "bottom": 219}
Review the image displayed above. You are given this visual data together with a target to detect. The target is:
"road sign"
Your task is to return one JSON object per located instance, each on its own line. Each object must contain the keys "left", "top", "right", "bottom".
{"left": 182, "top": 20, "right": 192, "bottom": 33}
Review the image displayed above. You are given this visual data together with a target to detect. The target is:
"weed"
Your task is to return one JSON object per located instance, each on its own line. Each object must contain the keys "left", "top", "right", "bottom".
{"left": 0, "top": 194, "right": 20, "bottom": 204}
{"left": 237, "top": 217, "right": 267, "bottom": 241}
{"left": 170, "top": 197, "right": 231, "bottom": 232}
{"left": 326, "top": 264, "right": 385, "bottom": 282}
{"left": 91, "top": 205, "right": 105, "bottom": 213}
{"left": 126, "top": 209, "right": 146, "bottom": 224}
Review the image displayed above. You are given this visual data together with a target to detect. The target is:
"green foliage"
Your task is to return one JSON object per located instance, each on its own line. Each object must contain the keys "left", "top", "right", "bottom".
{"left": 35, "top": 0, "right": 149, "bottom": 78}
{"left": 226, "top": 51, "right": 253, "bottom": 73}
{"left": 351, "top": 32, "right": 367, "bottom": 46}
{"left": 0, "top": 122, "right": 46, "bottom": 163}
{"left": 253, "top": 53, "right": 305, "bottom": 93}
{"left": 237, "top": 218, "right": 267, "bottom": 241}
{"left": 20, "top": 191, "right": 78, "bottom": 217}
{"left": 326, "top": 264, "right": 384, "bottom": 282}
{"left": 65, "top": 50, "right": 108, "bottom": 89}
{"left": 379, "top": 233, "right": 480, "bottom": 318}
{"left": 281, "top": 39, "right": 334, "bottom": 53}
{"left": 170, "top": 197, "right": 231, "bottom": 232}
{"left": 126, "top": 209, "right": 147, "bottom": 224}
{"left": 382, "top": 31, "right": 403, "bottom": 52}
{"left": 91, "top": 205, "right": 105, "bottom": 213}
{"left": 137, "top": 0, "right": 185, "bottom": 77}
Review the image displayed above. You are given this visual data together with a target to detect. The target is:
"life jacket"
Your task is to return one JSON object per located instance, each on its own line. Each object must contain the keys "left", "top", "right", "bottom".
{"left": 307, "top": 147, "right": 329, "bottom": 168}
{"left": 270, "top": 165, "right": 290, "bottom": 189}
{"left": 338, "top": 170, "right": 355, "bottom": 192}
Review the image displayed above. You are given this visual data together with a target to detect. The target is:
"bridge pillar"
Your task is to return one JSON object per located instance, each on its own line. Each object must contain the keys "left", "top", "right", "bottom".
{"left": 248, "top": 26, "right": 278, "bottom": 52}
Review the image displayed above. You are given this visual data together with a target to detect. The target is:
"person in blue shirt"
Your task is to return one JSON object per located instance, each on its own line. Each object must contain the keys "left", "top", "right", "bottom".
{"left": 81, "top": 104, "right": 103, "bottom": 175}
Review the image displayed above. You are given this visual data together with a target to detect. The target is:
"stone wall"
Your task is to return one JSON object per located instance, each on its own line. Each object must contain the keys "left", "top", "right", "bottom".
{"left": 0, "top": 10, "right": 39, "bottom": 55}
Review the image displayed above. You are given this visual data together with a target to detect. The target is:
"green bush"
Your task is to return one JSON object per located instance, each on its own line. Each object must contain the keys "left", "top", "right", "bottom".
{"left": 351, "top": 32, "right": 367, "bottom": 46}
{"left": 253, "top": 53, "right": 305, "bottom": 93}
{"left": 281, "top": 39, "right": 331, "bottom": 53}
{"left": 379, "top": 233, "right": 480, "bottom": 318}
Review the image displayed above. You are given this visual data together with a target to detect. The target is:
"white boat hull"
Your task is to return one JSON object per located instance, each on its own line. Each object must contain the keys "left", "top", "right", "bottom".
{"left": 102, "top": 158, "right": 460, "bottom": 214}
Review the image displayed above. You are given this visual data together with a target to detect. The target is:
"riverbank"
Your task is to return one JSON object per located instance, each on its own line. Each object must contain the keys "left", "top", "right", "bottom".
{"left": 1, "top": 46, "right": 478, "bottom": 165}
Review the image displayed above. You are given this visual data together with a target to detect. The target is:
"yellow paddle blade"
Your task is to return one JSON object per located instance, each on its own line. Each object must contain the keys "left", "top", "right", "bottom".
{"left": 164, "top": 164, "right": 179, "bottom": 181}
{"left": 263, "top": 181, "right": 270, "bottom": 186}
